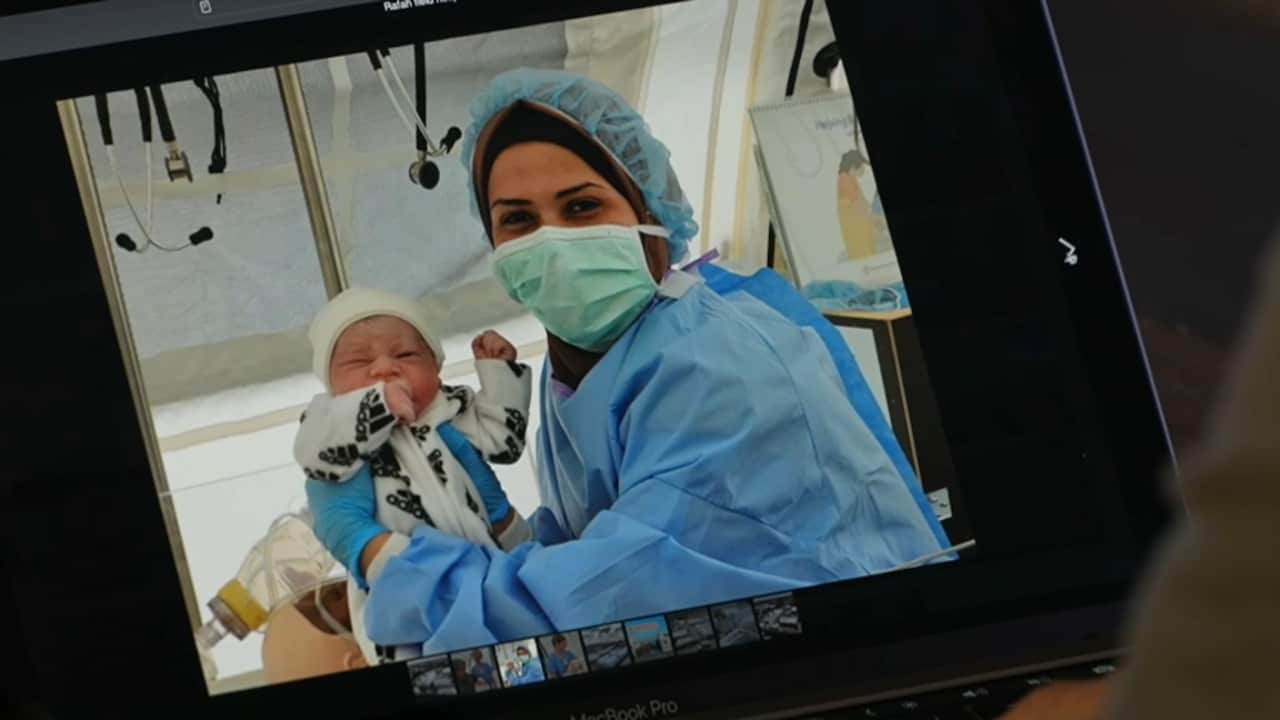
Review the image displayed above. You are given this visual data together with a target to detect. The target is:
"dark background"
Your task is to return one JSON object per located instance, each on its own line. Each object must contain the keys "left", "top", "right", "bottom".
{"left": 0, "top": 0, "right": 104, "bottom": 17}
{"left": 1045, "top": 0, "right": 1280, "bottom": 454}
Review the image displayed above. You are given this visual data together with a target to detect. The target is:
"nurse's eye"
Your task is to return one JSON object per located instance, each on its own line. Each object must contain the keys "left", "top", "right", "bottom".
{"left": 565, "top": 197, "right": 602, "bottom": 216}
{"left": 499, "top": 209, "right": 535, "bottom": 228}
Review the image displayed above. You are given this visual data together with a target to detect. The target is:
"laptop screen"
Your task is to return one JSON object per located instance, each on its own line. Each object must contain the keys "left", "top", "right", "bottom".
{"left": 0, "top": 1, "right": 1171, "bottom": 717}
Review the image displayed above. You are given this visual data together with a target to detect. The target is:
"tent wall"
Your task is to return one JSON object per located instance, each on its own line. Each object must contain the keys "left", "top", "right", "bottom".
{"left": 74, "top": 1, "right": 828, "bottom": 407}
{"left": 710, "top": 0, "right": 839, "bottom": 268}
{"left": 77, "top": 23, "right": 568, "bottom": 407}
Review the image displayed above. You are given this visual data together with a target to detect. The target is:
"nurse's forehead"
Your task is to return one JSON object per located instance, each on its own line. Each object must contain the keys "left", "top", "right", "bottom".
{"left": 487, "top": 142, "right": 610, "bottom": 199}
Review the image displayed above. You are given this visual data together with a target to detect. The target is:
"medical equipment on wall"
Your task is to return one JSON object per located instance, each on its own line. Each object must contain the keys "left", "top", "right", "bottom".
{"left": 813, "top": 41, "right": 847, "bottom": 92}
{"left": 192, "top": 76, "right": 228, "bottom": 177}
{"left": 192, "top": 510, "right": 343, "bottom": 683}
{"left": 149, "top": 84, "right": 193, "bottom": 182}
{"left": 93, "top": 85, "right": 216, "bottom": 254}
{"left": 367, "top": 44, "right": 462, "bottom": 190}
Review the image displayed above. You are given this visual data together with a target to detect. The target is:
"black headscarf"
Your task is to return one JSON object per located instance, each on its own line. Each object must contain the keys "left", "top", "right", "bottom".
{"left": 476, "top": 102, "right": 638, "bottom": 240}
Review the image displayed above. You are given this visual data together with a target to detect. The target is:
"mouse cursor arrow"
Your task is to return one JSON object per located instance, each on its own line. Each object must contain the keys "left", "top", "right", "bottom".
{"left": 1058, "top": 237, "right": 1079, "bottom": 266}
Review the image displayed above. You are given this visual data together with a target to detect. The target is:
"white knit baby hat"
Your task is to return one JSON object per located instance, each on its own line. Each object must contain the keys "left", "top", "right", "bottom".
{"left": 309, "top": 287, "right": 445, "bottom": 390}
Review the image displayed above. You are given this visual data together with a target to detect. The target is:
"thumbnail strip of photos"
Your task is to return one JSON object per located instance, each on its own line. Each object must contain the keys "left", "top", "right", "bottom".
{"left": 405, "top": 592, "right": 803, "bottom": 697}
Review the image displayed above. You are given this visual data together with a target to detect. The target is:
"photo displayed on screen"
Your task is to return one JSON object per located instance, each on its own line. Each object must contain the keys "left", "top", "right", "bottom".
{"left": 54, "top": 0, "right": 975, "bottom": 696}
{"left": 450, "top": 647, "right": 500, "bottom": 695}
{"left": 668, "top": 608, "right": 717, "bottom": 656}
{"left": 582, "top": 623, "right": 633, "bottom": 672}
{"left": 496, "top": 638, "right": 546, "bottom": 688}
{"left": 407, "top": 655, "right": 456, "bottom": 698}
{"left": 625, "top": 616, "right": 675, "bottom": 664}
{"left": 710, "top": 601, "right": 762, "bottom": 649}
{"left": 538, "top": 632, "right": 589, "bottom": 680}
{"left": 754, "top": 593, "right": 803, "bottom": 640}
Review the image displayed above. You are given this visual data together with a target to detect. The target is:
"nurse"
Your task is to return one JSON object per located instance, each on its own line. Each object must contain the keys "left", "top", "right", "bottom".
{"left": 305, "top": 68, "right": 944, "bottom": 655}
{"left": 504, "top": 646, "right": 546, "bottom": 687}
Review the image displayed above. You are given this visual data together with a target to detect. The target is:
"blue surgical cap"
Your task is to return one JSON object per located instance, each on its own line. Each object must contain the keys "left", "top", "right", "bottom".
{"left": 462, "top": 68, "right": 699, "bottom": 263}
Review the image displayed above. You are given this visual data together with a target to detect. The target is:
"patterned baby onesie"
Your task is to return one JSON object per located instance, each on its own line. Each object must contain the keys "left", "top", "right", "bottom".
{"left": 293, "top": 358, "right": 533, "bottom": 663}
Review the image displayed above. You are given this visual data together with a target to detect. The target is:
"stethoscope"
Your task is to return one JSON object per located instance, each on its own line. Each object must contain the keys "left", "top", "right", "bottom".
{"left": 367, "top": 44, "right": 462, "bottom": 190}
{"left": 94, "top": 81, "right": 222, "bottom": 254}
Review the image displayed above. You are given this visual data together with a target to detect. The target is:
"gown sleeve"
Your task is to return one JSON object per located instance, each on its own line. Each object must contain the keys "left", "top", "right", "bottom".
{"left": 363, "top": 501, "right": 804, "bottom": 653}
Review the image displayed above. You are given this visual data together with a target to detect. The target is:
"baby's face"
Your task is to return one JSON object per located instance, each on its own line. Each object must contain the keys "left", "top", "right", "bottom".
{"left": 328, "top": 315, "right": 441, "bottom": 418}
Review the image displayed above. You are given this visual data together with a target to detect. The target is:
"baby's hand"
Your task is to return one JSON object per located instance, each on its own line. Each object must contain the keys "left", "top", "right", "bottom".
{"left": 384, "top": 380, "right": 416, "bottom": 424}
{"left": 472, "top": 330, "right": 517, "bottom": 362}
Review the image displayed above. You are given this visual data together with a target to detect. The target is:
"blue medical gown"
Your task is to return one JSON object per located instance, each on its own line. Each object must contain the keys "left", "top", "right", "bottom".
{"left": 545, "top": 650, "right": 578, "bottom": 678}
{"left": 506, "top": 660, "right": 546, "bottom": 687}
{"left": 697, "top": 264, "right": 949, "bottom": 549}
{"left": 365, "top": 277, "right": 944, "bottom": 654}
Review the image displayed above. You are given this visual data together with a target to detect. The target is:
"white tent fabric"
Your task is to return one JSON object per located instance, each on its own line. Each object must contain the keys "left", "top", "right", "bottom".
{"left": 79, "top": 67, "right": 330, "bottom": 358}
{"left": 78, "top": 23, "right": 570, "bottom": 406}
{"left": 331, "top": 27, "right": 574, "bottom": 293}
{"left": 719, "top": 0, "right": 838, "bottom": 270}
{"left": 641, "top": 0, "right": 733, "bottom": 258}
{"left": 564, "top": 6, "right": 658, "bottom": 111}
{"left": 75, "top": 0, "right": 831, "bottom": 407}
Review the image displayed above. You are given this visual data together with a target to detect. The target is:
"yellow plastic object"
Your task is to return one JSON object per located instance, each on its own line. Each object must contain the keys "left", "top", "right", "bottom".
{"left": 217, "top": 579, "right": 269, "bottom": 633}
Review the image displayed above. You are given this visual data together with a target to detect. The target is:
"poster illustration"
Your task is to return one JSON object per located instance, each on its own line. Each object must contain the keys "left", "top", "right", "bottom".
{"left": 750, "top": 93, "right": 900, "bottom": 288}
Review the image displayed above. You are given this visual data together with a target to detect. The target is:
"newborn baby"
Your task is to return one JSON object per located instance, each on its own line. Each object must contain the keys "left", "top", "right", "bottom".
{"left": 294, "top": 287, "right": 533, "bottom": 664}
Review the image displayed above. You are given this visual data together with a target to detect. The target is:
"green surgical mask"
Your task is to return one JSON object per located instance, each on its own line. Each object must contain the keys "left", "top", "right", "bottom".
{"left": 491, "top": 224, "right": 668, "bottom": 352}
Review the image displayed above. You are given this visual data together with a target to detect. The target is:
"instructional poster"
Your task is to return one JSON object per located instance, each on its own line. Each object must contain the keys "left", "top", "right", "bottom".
{"left": 751, "top": 93, "right": 901, "bottom": 287}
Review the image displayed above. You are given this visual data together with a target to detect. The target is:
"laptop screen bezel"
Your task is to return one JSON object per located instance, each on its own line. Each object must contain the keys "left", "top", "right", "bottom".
{"left": 0, "top": 1, "right": 1172, "bottom": 718}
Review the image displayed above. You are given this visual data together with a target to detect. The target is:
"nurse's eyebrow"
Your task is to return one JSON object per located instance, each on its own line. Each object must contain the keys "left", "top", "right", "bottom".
{"left": 490, "top": 182, "right": 606, "bottom": 208}
{"left": 554, "top": 182, "right": 605, "bottom": 198}
{"left": 491, "top": 197, "right": 530, "bottom": 208}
